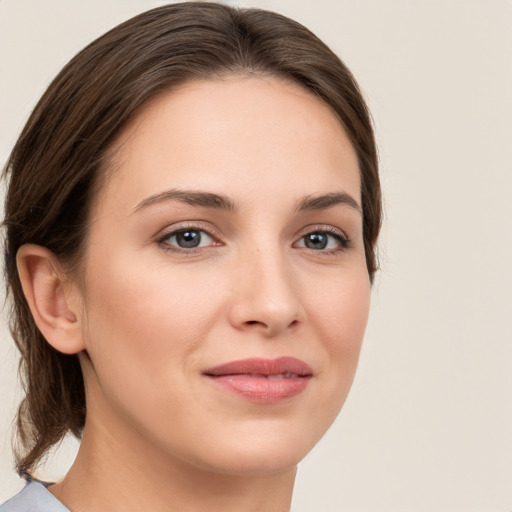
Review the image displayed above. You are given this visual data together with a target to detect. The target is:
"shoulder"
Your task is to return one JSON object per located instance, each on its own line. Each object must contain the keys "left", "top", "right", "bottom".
{"left": 1, "top": 481, "right": 69, "bottom": 512}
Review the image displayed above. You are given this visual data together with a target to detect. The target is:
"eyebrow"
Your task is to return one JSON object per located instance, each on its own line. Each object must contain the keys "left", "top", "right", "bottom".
{"left": 132, "top": 189, "right": 237, "bottom": 214}
{"left": 295, "top": 192, "right": 361, "bottom": 213}
{"left": 132, "top": 189, "right": 361, "bottom": 216}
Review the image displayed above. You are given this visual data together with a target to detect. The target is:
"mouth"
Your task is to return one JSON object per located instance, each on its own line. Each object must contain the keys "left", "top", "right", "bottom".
{"left": 203, "top": 357, "right": 313, "bottom": 403}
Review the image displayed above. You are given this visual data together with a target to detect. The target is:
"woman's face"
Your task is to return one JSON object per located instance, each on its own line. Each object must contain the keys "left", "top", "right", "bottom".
{"left": 75, "top": 76, "right": 370, "bottom": 475}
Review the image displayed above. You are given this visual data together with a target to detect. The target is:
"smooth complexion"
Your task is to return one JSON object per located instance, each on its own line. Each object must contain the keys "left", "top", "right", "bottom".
{"left": 19, "top": 76, "right": 371, "bottom": 512}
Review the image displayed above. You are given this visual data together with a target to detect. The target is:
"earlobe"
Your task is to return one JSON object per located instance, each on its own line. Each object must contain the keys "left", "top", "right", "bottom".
{"left": 16, "top": 244, "right": 85, "bottom": 355}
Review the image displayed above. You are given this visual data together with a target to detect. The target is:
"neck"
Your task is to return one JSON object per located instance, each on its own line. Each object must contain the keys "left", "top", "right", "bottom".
{"left": 49, "top": 420, "right": 297, "bottom": 512}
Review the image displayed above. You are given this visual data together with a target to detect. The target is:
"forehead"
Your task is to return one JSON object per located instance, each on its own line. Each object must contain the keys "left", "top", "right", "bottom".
{"left": 94, "top": 76, "right": 361, "bottom": 216}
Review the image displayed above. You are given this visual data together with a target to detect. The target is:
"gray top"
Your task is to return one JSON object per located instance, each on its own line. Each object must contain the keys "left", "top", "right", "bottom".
{"left": 0, "top": 481, "right": 69, "bottom": 512}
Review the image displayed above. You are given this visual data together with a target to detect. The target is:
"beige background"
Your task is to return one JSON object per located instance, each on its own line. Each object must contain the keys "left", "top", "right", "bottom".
{"left": 1, "top": 1, "right": 511, "bottom": 510}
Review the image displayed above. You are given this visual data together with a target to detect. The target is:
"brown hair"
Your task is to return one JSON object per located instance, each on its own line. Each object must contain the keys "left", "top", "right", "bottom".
{"left": 2, "top": 2, "right": 381, "bottom": 475}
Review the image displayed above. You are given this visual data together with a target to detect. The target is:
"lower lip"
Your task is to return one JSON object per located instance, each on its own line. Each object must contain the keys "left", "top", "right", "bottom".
{"left": 206, "top": 374, "right": 311, "bottom": 403}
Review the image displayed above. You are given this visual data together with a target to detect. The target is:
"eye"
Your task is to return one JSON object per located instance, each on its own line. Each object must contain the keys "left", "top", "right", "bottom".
{"left": 160, "top": 228, "right": 216, "bottom": 250}
{"left": 294, "top": 229, "right": 349, "bottom": 252}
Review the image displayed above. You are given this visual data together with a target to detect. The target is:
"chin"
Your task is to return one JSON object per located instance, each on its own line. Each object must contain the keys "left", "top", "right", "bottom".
{"left": 186, "top": 423, "right": 323, "bottom": 476}
{"left": 199, "top": 449, "right": 303, "bottom": 477}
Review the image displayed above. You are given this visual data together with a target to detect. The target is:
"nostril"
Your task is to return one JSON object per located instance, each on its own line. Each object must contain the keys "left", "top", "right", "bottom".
{"left": 243, "top": 319, "right": 299, "bottom": 329}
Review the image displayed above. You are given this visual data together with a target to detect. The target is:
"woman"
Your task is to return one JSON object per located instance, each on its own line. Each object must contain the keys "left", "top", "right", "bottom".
{"left": 1, "top": 2, "right": 381, "bottom": 511}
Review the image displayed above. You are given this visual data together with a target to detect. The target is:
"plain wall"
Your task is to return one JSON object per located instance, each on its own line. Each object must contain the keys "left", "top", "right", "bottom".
{"left": 1, "top": 1, "right": 511, "bottom": 510}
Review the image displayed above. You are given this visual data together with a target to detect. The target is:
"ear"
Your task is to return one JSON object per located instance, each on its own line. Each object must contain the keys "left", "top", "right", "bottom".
{"left": 16, "top": 244, "right": 85, "bottom": 355}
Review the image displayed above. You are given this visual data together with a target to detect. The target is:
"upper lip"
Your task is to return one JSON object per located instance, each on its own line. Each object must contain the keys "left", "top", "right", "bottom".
{"left": 203, "top": 357, "right": 313, "bottom": 377}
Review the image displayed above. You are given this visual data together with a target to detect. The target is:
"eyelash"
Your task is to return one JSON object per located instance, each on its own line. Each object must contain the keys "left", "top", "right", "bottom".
{"left": 157, "top": 224, "right": 350, "bottom": 254}
{"left": 157, "top": 223, "right": 220, "bottom": 254}
{"left": 294, "top": 225, "right": 351, "bottom": 254}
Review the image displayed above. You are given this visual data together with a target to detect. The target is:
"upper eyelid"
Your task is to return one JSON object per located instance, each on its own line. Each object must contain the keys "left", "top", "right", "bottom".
{"left": 296, "top": 228, "right": 349, "bottom": 244}
{"left": 156, "top": 221, "right": 221, "bottom": 241}
{"left": 157, "top": 222, "right": 346, "bottom": 234}
{"left": 155, "top": 222, "right": 350, "bottom": 247}
{"left": 295, "top": 224, "right": 349, "bottom": 240}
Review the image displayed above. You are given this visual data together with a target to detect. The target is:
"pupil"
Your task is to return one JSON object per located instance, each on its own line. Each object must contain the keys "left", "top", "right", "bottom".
{"left": 305, "top": 233, "right": 327, "bottom": 249}
{"left": 176, "top": 230, "right": 201, "bottom": 248}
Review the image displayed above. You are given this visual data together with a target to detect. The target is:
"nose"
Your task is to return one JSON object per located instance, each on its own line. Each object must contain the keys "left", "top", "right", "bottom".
{"left": 227, "top": 247, "right": 304, "bottom": 337}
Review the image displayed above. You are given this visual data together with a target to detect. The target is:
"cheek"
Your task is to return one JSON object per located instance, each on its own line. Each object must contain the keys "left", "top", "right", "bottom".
{"left": 306, "top": 267, "right": 370, "bottom": 400}
{"left": 324, "top": 278, "right": 370, "bottom": 355}
{"left": 307, "top": 261, "right": 370, "bottom": 342}
{"left": 77, "top": 254, "right": 234, "bottom": 453}
{"left": 80, "top": 253, "right": 224, "bottom": 389}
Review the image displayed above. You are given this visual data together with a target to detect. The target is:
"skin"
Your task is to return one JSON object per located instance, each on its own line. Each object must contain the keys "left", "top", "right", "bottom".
{"left": 18, "top": 76, "right": 371, "bottom": 512}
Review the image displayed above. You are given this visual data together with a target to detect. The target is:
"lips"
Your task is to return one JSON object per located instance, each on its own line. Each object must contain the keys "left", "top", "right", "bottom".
{"left": 203, "top": 357, "right": 313, "bottom": 403}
